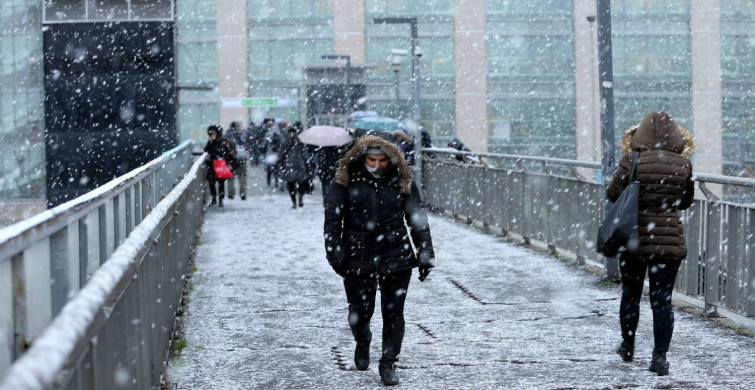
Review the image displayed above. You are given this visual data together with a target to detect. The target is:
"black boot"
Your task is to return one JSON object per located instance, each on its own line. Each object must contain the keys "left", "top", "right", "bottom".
{"left": 616, "top": 339, "right": 634, "bottom": 362}
{"left": 218, "top": 197, "right": 224, "bottom": 208}
{"left": 298, "top": 195, "right": 304, "bottom": 207}
{"left": 378, "top": 359, "right": 399, "bottom": 386}
{"left": 354, "top": 339, "right": 370, "bottom": 371}
{"left": 649, "top": 349, "right": 669, "bottom": 376}
{"left": 209, "top": 195, "right": 217, "bottom": 206}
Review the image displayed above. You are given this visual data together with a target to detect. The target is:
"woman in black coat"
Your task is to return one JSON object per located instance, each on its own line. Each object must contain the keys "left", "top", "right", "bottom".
{"left": 203, "top": 125, "right": 236, "bottom": 207}
{"left": 323, "top": 135, "right": 435, "bottom": 386}
{"left": 606, "top": 111, "right": 695, "bottom": 376}
{"left": 277, "top": 123, "right": 313, "bottom": 208}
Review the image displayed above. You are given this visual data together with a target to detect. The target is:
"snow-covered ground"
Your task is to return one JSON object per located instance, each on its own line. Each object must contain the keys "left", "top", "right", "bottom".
{"left": 169, "top": 168, "right": 755, "bottom": 389}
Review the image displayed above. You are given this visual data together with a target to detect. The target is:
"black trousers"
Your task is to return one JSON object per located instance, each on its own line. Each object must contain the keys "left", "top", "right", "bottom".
{"left": 206, "top": 169, "right": 225, "bottom": 198}
{"left": 343, "top": 270, "right": 412, "bottom": 363}
{"left": 619, "top": 259, "right": 681, "bottom": 353}
{"left": 286, "top": 181, "right": 306, "bottom": 204}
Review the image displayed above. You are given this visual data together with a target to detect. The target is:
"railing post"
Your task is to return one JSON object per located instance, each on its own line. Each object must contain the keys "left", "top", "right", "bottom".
{"left": 0, "top": 259, "right": 12, "bottom": 373}
{"left": 705, "top": 202, "right": 722, "bottom": 315}
{"left": 12, "top": 240, "right": 53, "bottom": 358}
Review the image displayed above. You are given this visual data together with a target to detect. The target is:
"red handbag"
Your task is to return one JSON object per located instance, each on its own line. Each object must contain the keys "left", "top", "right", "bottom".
{"left": 212, "top": 159, "right": 233, "bottom": 179}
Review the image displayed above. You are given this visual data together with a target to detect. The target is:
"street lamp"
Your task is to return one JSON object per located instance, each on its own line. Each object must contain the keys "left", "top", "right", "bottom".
{"left": 321, "top": 54, "right": 351, "bottom": 114}
{"left": 373, "top": 17, "right": 424, "bottom": 193}
{"left": 390, "top": 49, "right": 407, "bottom": 117}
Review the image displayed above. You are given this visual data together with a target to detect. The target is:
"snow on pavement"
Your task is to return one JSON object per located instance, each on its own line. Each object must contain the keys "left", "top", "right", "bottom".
{"left": 169, "top": 173, "right": 755, "bottom": 389}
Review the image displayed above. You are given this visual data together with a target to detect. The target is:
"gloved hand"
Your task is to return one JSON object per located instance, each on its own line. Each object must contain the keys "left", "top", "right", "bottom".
{"left": 331, "top": 260, "right": 347, "bottom": 277}
{"left": 418, "top": 265, "right": 431, "bottom": 282}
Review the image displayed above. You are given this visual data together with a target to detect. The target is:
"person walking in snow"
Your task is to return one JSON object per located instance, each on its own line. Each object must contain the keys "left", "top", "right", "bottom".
{"left": 225, "top": 121, "right": 249, "bottom": 200}
{"left": 323, "top": 135, "right": 435, "bottom": 386}
{"left": 204, "top": 125, "right": 236, "bottom": 207}
{"left": 606, "top": 111, "right": 695, "bottom": 376}
{"left": 277, "top": 122, "right": 313, "bottom": 208}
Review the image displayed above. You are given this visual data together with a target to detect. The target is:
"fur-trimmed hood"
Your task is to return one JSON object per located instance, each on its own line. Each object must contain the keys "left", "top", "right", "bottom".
{"left": 620, "top": 111, "right": 695, "bottom": 158}
{"left": 335, "top": 135, "right": 414, "bottom": 194}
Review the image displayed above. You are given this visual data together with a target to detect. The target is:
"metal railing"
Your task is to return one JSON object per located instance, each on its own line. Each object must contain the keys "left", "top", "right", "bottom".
{"left": 422, "top": 148, "right": 755, "bottom": 318}
{"left": 0, "top": 140, "right": 206, "bottom": 388}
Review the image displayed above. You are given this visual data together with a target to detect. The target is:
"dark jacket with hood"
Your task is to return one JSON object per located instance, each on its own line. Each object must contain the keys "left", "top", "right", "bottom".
{"left": 278, "top": 131, "right": 313, "bottom": 182}
{"left": 204, "top": 128, "right": 236, "bottom": 171}
{"left": 324, "top": 136, "right": 435, "bottom": 275}
{"left": 606, "top": 111, "right": 695, "bottom": 262}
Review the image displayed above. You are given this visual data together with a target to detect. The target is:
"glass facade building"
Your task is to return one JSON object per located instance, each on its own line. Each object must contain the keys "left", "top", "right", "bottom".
{"left": 0, "top": 1, "right": 45, "bottom": 200}
{"left": 486, "top": 0, "right": 576, "bottom": 157}
{"left": 721, "top": 0, "right": 755, "bottom": 174}
{"left": 176, "top": 0, "right": 219, "bottom": 141}
{"left": 247, "top": 0, "right": 334, "bottom": 123}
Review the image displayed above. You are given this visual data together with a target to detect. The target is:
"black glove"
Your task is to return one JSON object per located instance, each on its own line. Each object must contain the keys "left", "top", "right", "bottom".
{"left": 418, "top": 265, "right": 431, "bottom": 282}
{"left": 331, "top": 260, "right": 347, "bottom": 277}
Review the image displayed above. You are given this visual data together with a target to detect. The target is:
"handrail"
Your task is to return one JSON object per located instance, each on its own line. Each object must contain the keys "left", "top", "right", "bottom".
{"left": 0, "top": 140, "right": 196, "bottom": 381}
{"left": 0, "top": 151, "right": 207, "bottom": 389}
{"left": 423, "top": 147, "right": 755, "bottom": 188}
{"left": 421, "top": 148, "right": 755, "bottom": 317}
{"left": 0, "top": 140, "right": 195, "bottom": 258}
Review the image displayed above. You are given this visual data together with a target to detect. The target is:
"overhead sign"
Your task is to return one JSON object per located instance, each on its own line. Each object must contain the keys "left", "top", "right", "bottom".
{"left": 222, "top": 97, "right": 298, "bottom": 108}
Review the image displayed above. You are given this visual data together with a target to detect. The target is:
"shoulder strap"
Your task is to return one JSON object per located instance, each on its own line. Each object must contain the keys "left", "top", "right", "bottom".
{"left": 629, "top": 151, "right": 640, "bottom": 183}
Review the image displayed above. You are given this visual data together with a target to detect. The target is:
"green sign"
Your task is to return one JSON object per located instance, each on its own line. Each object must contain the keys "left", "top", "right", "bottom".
{"left": 241, "top": 98, "right": 278, "bottom": 107}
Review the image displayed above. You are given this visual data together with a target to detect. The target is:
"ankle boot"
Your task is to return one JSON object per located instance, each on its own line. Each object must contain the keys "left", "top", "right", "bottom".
{"left": 616, "top": 339, "right": 634, "bottom": 362}
{"left": 649, "top": 349, "right": 669, "bottom": 376}
{"left": 354, "top": 339, "right": 370, "bottom": 371}
{"left": 209, "top": 195, "right": 217, "bottom": 206}
{"left": 218, "top": 197, "right": 224, "bottom": 207}
{"left": 378, "top": 360, "right": 399, "bottom": 386}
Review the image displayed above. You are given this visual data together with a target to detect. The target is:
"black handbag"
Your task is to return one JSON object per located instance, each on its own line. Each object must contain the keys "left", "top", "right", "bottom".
{"left": 597, "top": 151, "right": 640, "bottom": 257}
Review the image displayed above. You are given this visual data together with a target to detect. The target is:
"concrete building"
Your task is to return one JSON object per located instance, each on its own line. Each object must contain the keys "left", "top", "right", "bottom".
{"left": 2, "top": 1, "right": 755, "bottom": 222}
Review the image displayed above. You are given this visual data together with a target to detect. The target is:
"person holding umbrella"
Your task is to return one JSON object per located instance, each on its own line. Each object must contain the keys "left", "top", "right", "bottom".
{"left": 323, "top": 135, "right": 435, "bottom": 386}
{"left": 297, "top": 124, "right": 353, "bottom": 202}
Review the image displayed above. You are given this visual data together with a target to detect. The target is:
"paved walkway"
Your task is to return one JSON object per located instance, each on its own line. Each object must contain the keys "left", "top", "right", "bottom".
{"left": 169, "top": 166, "right": 755, "bottom": 389}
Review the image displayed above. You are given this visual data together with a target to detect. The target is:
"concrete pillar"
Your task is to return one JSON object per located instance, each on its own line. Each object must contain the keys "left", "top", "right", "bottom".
{"left": 690, "top": 0, "right": 723, "bottom": 177}
{"left": 333, "top": 0, "right": 366, "bottom": 64}
{"left": 217, "top": 0, "right": 249, "bottom": 128}
{"left": 573, "top": 0, "right": 600, "bottom": 164}
{"left": 453, "top": 0, "right": 488, "bottom": 152}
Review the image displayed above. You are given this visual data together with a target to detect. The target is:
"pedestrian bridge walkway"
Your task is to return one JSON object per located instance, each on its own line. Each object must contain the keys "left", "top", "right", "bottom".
{"left": 1, "top": 142, "right": 754, "bottom": 389}
{"left": 166, "top": 168, "right": 755, "bottom": 389}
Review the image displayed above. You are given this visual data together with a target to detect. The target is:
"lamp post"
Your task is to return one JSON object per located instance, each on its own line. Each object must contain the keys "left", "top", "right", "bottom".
{"left": 321, "top": 54, "right": 351, "bottom": 114}
{"left": 374, "top": 17, "right": 424, "bottom": 194}
{"left": 390, "top": 49, "right": 407, "bottom": 118}
{"left": 597, "top": 0, "right": 619, "bottom": 280}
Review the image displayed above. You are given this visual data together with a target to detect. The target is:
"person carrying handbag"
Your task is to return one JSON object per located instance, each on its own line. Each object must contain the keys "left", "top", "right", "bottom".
{"left": 605, "top": 111, "right": 695, "bottom": 376}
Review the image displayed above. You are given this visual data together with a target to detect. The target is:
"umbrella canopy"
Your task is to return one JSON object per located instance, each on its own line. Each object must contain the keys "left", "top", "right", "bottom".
{"left": 346, "top": 111, "right": 380, "bottom": 125}
{"left": 297, "top": 125, "right": 353, "bottom": 147}
{"left": 350, "top": 117, "right": 407, "bottom": 132}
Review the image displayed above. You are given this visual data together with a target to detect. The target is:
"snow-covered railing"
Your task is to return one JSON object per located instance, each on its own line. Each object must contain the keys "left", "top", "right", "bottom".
{"left": 0, "top": 140, "right": 203, "bottom": 388}
{"left": 421, "top": 148, "right": 755, "bottom": 318}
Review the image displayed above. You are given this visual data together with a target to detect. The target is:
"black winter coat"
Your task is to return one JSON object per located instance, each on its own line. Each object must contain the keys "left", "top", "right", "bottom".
{"left": 324, "top": 136, "right": 435, "bottom": 275}
{"left": 278, "top": 139, "right": 313, "bottom": 182}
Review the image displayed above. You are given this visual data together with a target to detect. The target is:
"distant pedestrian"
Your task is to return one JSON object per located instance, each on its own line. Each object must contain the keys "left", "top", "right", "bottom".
{"left": 263, "top": 119, "right": 284, "bottom": 188}
{"left": 314, "top": 144, "right": 349, "bottom": 202}
{"left": 204, "top": 125, "right": 236, "bottom": 207}
{"left": 225, "top": 121, "right": 249, "bottom": 200}
{"left": 391, "top": 130, "right": 415, "bottom": 165}
{"left": 606, "top": 111, "right": 695, "bottom": 376}
{"left": 248, "top": 121, "right": 266, "bottom": 166}
{"left": 323, "top": 135, "right": 435, "bottom": 386}
{"left": 278, "top": 122, "right": 313, "bottom": 208}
